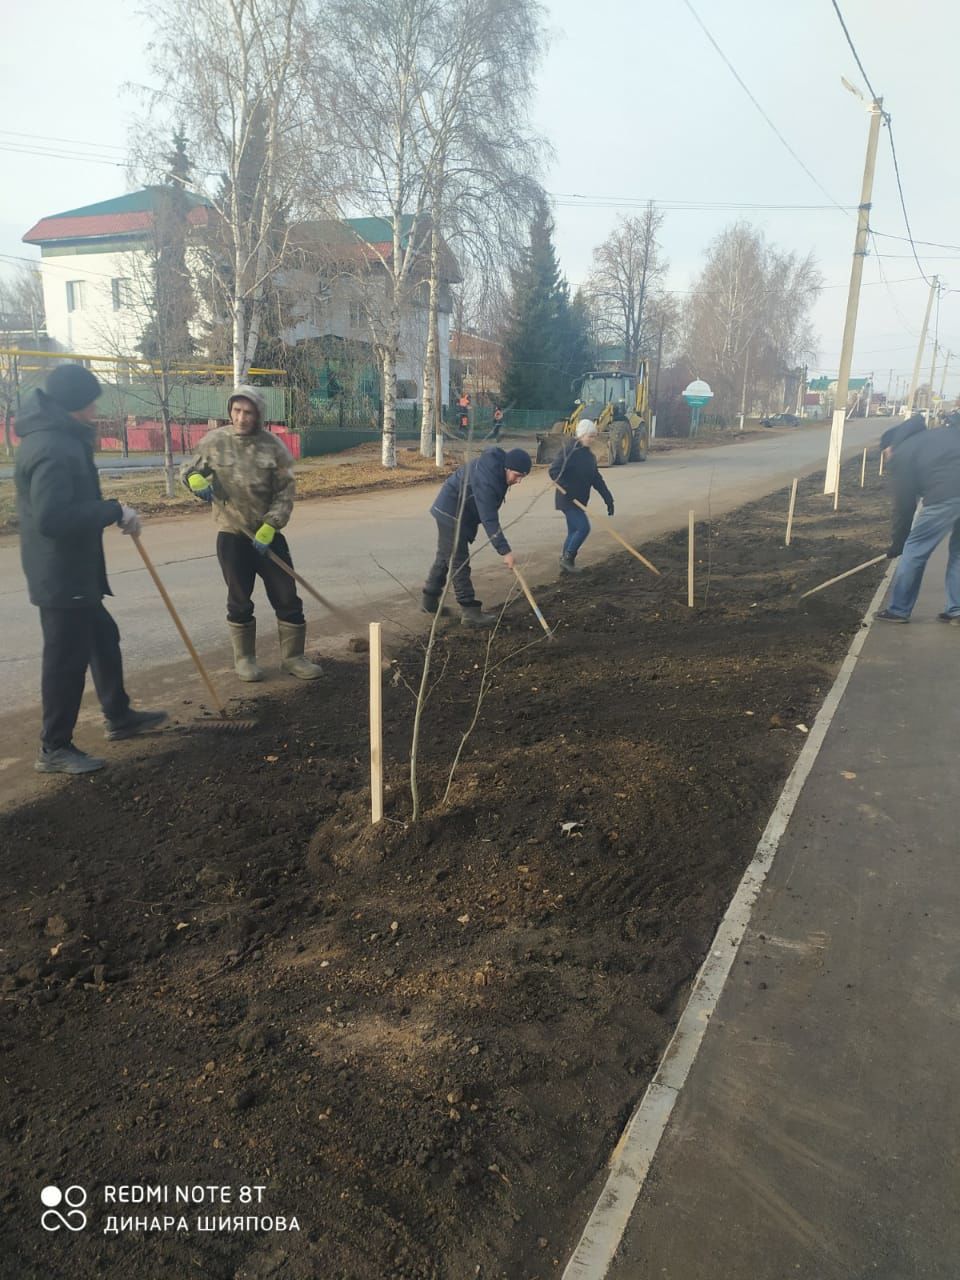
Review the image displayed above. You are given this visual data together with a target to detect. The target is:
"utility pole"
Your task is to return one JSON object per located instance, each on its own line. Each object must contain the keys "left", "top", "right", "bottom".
{"left": 864, "top": 371, "right": 873, "bottom": 418}
{"left": 824, "top": 97, "right": 884, "bottom": 495}
{"left": 738, "top": 345, "right": 750, "bottom": 431}
{"left": 927, "top": 341, "right": 938, "bottom": 423}
{"left": 796, "top": 363, "right": 807, "bottom": 417}
{"left": 905, "top": 275, "right": 937, "bottom": 414}
{"left": 939, "top": 350, "right": 952, "bottom": 402}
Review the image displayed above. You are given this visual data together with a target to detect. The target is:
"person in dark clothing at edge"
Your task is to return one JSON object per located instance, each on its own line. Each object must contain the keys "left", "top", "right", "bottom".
{"left": 422, "top": 446, "right": 532, "bottom": 627}
{"left": 548, "top": 418, "right": 614, "bottom": 573}
{"left": 14, "top": 365, "right": 167, "bottom": 775}
{"left": 875, "top": 410, "right": 960, "bottom": 622}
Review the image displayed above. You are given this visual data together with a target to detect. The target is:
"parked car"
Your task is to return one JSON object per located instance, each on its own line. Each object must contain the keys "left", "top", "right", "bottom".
{"left": 761, "top": 412, "right": 800, "bottom": 428}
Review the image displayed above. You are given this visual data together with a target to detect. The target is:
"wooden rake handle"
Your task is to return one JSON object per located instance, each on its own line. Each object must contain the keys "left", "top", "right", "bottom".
{"left": 131, "top": 533, "right": 228, "bottom": 718}
{"left": 511, "top": 564, "right": 553, "bottom": 637}
{"left": 799, "top": 554, "right": 887, "bottom": 600}
{"left": 220, "top": 500, "right": 352, "bottom": 625}
{"left": 552, "top": 481, "right": 660, "bottom": 576}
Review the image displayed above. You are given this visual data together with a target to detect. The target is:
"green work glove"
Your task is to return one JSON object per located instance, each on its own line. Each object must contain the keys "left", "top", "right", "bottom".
{"left": 187, "top": 472, "right": 213, "bottom": 502}
{"left": 252, "top": 523, "right": 276, "bottom": 557}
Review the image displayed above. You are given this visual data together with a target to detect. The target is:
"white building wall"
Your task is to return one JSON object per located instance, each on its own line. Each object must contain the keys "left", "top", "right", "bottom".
{"left": 39, "top": 249, "right": 149, "bottom": 364}
{"left": 280, "top": 270, "right": 451, "bottom": 403}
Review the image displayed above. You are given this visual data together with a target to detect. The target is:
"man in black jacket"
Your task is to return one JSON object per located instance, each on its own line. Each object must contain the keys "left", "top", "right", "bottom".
{"left": 548, "top": 419, "right": 614, "bottom": 573}
{"left": 15, "top": 365, "right": 166, "bottom": 774}
{"left": 422, "top": 446, "right": 531, "bottom": 627}
{"left": 876, "top": 414, "right": 960, "bottom": 623}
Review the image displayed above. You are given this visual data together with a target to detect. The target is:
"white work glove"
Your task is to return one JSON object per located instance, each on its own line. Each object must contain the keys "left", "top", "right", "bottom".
{"left": 118, "top": 504, "right": 142, "bottom": 537}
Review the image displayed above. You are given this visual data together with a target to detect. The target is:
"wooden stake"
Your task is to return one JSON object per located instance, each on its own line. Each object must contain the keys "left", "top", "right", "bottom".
{"left": 879, "top": 451, "right": 884, "bottom": 476}
{"left": 860, "top": 448, "right": 867, "bottom": 487}
{"left": 687, "top": 510, "right": 695, "bottom": 608}
{"left": 552, "top": 482, "right": 660, "bottom": 575}
{"left": 369, "top": 622, "right": 383, "bottom": 825}
{"left": 785, "top": 477, "right": 799, "bottom": 546}
{"left": 799, "top": 554, "right": 886, "bottom": 599}
{"left": 833, "top": 480, "right": 840, "bottom": 511}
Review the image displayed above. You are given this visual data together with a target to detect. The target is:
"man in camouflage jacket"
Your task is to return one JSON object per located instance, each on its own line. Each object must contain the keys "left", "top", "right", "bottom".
{"left": 181, "top": 386, "right": 321, "bottom": 682}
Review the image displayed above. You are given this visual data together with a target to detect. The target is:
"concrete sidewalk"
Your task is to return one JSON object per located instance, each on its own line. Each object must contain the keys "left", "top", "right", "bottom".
{"left": 582, "top": 543, "right": 960, "bottom": 1279}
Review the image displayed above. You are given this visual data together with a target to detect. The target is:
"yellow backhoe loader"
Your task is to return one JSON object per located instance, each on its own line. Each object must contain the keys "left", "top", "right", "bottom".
{"left": 535, "top": 361, "right": 652, "bottom": 467}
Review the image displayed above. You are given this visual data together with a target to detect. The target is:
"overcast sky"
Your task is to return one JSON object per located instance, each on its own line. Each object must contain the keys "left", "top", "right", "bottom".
{"left": 2, "top": 0, "right": 958, "bottom": 396}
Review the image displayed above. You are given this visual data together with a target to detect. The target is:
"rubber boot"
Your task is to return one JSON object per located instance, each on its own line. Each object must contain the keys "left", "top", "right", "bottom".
{"left": 278, "top": 620, "right": 323, "bottom": 680}
{"left": 228, "top": 620, "right": 264, "bottom": 682}
{"left": 421, "top": 592, "right": 451, "bottom": 617}
{"left": 559, "top": 554, "right": 582, "bottom": 574}
{"left": 459, "top": 602, "right": 496, "bottom": 629}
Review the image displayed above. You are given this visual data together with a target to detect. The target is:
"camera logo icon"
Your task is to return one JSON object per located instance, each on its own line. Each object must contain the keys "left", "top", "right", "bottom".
{"left": 40, "top": 1185, "right": 88, "bottom": 1232}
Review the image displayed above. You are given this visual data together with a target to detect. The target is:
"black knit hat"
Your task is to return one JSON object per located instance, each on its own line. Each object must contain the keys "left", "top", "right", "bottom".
{"left": 46, "top": 364, "right": 102, "bottom": 411}
{"left": 503, "top": 448, "right": 532, "bottom": 475}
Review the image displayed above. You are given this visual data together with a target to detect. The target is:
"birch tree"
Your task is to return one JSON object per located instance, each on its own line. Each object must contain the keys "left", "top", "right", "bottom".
{"left": 586, "top": 203, "right": 667, "bottom": 367}
{"left": 145, "top": 0, "right": 320, "bottom": 384}
{"left": 412, "top": 0, "right": 547, "bottom": 456}
{"left": 314, "top": 0, "right": 438, "bottom": 467}
{"left": 683, "top": 223, "right": 821, "bottom": 416}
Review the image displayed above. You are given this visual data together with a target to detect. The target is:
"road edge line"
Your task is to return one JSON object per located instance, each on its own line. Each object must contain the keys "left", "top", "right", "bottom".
{"left": 561, "top": 562, "right": 894, "bottom": 1280}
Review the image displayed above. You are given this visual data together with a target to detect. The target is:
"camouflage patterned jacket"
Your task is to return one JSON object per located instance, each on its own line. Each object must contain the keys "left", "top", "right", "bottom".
{"left": 180, "top": 427, "right": 296, "bottom": 535}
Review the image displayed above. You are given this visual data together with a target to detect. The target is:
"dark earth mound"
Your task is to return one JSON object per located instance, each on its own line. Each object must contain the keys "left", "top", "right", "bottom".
{"left": 0, "top": 458, "right": 891, "bottom": 1279}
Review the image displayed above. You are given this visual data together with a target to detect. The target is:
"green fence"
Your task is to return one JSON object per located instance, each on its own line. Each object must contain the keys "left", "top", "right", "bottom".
{"left": 93, "top": 382, "right": 290, "bottom": 424}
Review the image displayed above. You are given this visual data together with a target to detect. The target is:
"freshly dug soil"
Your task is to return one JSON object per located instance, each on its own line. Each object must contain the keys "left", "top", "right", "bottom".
{"left": 0, "top": 457, "right": 892, "bottom": 1279}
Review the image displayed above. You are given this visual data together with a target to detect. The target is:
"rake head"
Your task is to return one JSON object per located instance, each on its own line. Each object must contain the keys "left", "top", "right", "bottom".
{"left": 190, "top": 716, "right": 257, "bottom": 734}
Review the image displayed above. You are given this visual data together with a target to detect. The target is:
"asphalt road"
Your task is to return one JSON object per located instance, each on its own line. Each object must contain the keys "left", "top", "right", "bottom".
{"left": 0, "top": 421, "right": 882, "bottom": 717}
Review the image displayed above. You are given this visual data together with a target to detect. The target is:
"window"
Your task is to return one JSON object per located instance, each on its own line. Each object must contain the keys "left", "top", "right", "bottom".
{"left": 348, "top": 301, "right": 364, "bottom": 331}
{"left": 111, "top": 278, "right": 131, "bottom": 310}
{"left": 66, "top": 280, "right": 85, "bottom": 312}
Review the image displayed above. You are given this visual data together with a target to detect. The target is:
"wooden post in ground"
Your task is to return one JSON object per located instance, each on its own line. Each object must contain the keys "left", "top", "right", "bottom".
{"left": 860, "top": 448, "right": 867, "bottom": 487}
{"left": 879, "top": 451, "right": 885, "bottom": 477}
{"left": 369, "top": 622, "right": 383, "bottom": 825}
{"left": 833, "top": 479, "right": 840, "bottom": 511}
{"left": 687, "top": 510, "right": 695, "bottom": 608}
{"left": 785, "top": 478, "right": 799, "bottom": 546}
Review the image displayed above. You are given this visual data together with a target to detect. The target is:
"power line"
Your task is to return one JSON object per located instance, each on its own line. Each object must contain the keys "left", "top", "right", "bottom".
{"left": 680, "top": 0, "right": 849, "bottom": 215}
{"left": 829, "top": 0, "right": 882, "bottom": 103}
{"left": 0, "top": 128, "right": 127, "bottom": 153}
{"left": 885, "top": 119, "right": 937, "bottom": 286}
{"left": 872, "top": 229, "right": 960, "bottom": 254}
{"left": 828, "top": 0, "right": 936, "bottom": 288}
{"left": 551, "top": 192, "right": 852, "bottom": 212}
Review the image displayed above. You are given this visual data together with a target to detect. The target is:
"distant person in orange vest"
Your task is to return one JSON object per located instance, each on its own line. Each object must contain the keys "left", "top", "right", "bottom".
{"left": 457, "top": 392, "right": 470, "bottom": 433}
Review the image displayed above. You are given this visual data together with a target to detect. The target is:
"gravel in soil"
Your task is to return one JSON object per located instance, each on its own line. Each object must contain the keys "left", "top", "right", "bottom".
{"left": 0, "top": 458, "right": 892, "bottom": 1279}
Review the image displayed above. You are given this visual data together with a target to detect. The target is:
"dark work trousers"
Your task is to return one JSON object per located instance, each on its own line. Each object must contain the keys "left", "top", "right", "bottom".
{"left": 39, "top": 602, "right": 130, "bottom": 750}
{"left": 216, "top": 531, "right": 305, "bottom": 625}
{"left": 423, "top": 513, "right": 477, "bottom": 606}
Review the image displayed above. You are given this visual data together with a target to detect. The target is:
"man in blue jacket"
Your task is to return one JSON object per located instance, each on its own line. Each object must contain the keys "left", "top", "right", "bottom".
{"left": 876, "top": 411, "right": 960, "bottom": 622}
{"left": 422, "top": 446, "right": 532, "bottom": 627}
{"left": 548, "top": 419, "right": 615, "bottom": 573}
{"left": 15, "top": 365, "right": 167, "bottom": 774}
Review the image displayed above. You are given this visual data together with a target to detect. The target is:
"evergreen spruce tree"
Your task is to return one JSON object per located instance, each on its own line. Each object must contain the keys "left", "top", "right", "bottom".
{"left": 501, "top": 206, "right": 594, "bottom": 410}
{"left": 138, "top": 130, "right": 197, "bottom": 364}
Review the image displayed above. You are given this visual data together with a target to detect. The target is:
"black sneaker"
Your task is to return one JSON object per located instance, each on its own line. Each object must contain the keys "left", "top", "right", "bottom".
{"left": 937, "top": 612, "right": 960, "bottom": 625}
{"left": 35, "top": 744, "right": 106, "bottom": 775}
{"left": 874, "top": 609, "right": 910, "bottom": 623}
{"left": 104, "top": 709, "right": 168, "bottom": 741}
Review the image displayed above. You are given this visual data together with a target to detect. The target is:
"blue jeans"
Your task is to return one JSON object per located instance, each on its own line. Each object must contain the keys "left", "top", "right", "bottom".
{"left": 562, "top": 507, "right": 590, "bottom": 560}
{"left": 887, "top": 497, "right": 960, "bottom": 617}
